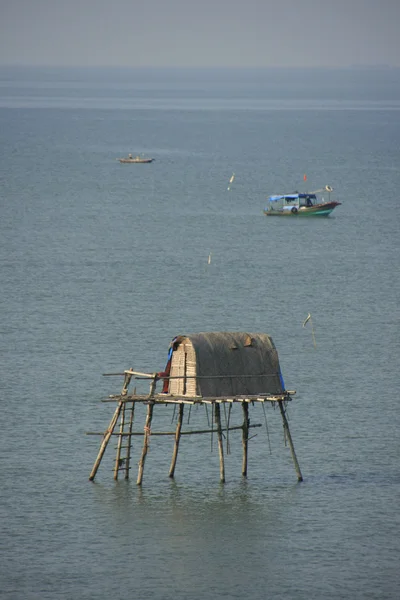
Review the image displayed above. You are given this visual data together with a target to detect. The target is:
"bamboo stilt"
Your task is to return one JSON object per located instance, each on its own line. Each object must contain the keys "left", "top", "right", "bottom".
{"left": 89, "top": 367, "right": 302, "bottom": 485}
{"left": 124, "top": 402, "right": 135, "bottom": 479}
{"left": 169, "top": 403, "right": 184, "bottom": 478}
{"left": 89, "top": 401, "right": 123, "bottom": 481}
{"left": 211, "top": 403, "right": 214, "bottom": 451}
{"left": 136, "top": 375, "right": 158, "bottom": 485}
{"left": 113, "top": 403, "right": 126, "bottom": 480}
{"left": 215, "top": 403, "right": 225, "bottom": 483}
{"left": 241, "top": 402, "right": 249, "bottom": 477}
{"left": 223, "top": 403, "right": 231, "bottom": 454}
{"left": 136, "top": 402, "right": 154, "bottom": 485}
{"left": 278, "top": 401, "right": 303, "bottom": 482}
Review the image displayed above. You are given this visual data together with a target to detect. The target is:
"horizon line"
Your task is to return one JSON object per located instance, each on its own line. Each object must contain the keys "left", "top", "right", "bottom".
{"left": 0, "top": 63, "right": 398, "bottom": 70}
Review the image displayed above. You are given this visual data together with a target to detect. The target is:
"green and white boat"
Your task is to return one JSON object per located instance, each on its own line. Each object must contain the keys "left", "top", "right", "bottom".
{"left": 264, "top": 186, "right": 341, "bottom": 217}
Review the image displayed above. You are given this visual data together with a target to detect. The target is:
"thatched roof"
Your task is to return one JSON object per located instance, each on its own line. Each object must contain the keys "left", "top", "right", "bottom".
{"left": 168, "top": 332, "right": 284, "bottom": 397}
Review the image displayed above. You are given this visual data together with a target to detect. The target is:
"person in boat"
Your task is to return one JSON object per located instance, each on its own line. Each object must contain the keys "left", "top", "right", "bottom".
{"left": 128, "top": 153, "right": 132, "bottom": 159}
{"left": 306, "top": 196, "right": 313, "bottom": 207}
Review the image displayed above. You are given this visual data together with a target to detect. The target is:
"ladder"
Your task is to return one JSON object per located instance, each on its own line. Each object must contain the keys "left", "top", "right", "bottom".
{"left": 113, "top": 401, "right": 135, "bottom": 480}
{"left": 89, "top": 370, "right": 135, "bottom": 481}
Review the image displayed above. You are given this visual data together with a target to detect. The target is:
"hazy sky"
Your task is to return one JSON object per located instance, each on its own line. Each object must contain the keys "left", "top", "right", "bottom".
{"left": 0, "top": 0, "right": 399, "bottom": 68}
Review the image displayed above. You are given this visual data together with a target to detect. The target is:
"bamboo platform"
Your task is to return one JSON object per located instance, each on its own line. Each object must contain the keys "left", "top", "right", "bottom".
{"left": 87, "top": 370, "right": 303, "bottom": 485}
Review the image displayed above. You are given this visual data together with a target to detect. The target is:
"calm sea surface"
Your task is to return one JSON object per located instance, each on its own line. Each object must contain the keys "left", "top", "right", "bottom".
{"left": 1, "top": 67, "right": 400, "bottom": 599}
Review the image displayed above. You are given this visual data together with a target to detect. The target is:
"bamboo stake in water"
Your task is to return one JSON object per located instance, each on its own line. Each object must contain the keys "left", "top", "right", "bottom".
{"left": 89, "top": 401, "right": 123, "bottom": 481}
{"left": 303, "top": 313, "right": 316, "bottom": 348}
{"left": 241, "top": 402, "right": 250, "bottom": 477}
{"left": 124, "top": 401, "right": 135, "bottom": 479}
{"left": 136, "top": 375, "right": 158, "bottom": 485}
{"left": 113, "top": 402, "right": 126, "bottom": 480}
{"left": 136, "top": 402, "right": 154, "bottom": 485}
{"left": 278, "top": 401, "right": 303, "bottom": 482}
{"left": 214, "top": 404, "right": 225, "bottom": 483}
{"left": 169, "top": 403, "right": 184, "bottom": 478}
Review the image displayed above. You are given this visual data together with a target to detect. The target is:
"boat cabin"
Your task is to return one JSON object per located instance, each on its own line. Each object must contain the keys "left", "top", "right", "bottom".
{"left": 268, "top": 193, "right": 317, "bottom": 213}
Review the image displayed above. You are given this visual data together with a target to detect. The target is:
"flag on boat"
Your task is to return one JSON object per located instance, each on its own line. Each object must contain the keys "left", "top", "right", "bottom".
{"left": 303, "top": 174, "right": 307, "bottom": 181}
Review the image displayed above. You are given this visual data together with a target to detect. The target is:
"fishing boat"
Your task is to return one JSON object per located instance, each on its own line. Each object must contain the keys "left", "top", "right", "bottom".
{"left": 118, "top": 154, "right": 154, "bottom": 164}
{"left": 264, "top": 186, "right": 341, "bottom": 217}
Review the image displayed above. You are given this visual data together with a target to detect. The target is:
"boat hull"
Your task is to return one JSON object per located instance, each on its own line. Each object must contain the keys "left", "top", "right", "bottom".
{"left": 119, "top": 158, "right": 153, "bottom": 163}
{"left": 264, "top": 201, "right": 341, "bottom": 217}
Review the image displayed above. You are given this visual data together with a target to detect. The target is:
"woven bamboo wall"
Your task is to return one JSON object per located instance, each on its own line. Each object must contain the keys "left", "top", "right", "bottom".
{"left": 168, "top": 338, "right": 197, "bottom": 396}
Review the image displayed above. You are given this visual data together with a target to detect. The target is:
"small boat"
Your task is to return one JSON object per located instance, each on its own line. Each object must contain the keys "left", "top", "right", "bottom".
{"left": 118, "top": 154, "right": 154, "bottom": 164}
{"left": 264, "top": 186, "right": 341, "bottom": 217}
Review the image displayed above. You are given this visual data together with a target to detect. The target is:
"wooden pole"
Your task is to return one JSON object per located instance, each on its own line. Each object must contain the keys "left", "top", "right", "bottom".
{"left": 136, "top": 402, "right": 154, "bottom": 485}
{"left": 278, "top": 401, "right": 303, "bottom": 482}
{"left": 210, "top": 403, "right": 214, "bottom": 451}
{"left": 136, "top": 374, "right": 158, "bottom": 486}
{"left": 169, "top": 403, "right": 184, "bottom": 478}
{"left": 124, "top": 401, "right": 135, "bottom": 480}
{"left": 214, "top": 403, "right": 225, "bottom": 483}
{"left": 223, "top": 403, "right": 231, "bottom": 454}
{"left": 86, "top": 423, "right": 262, "bottom": 437}
{"left": 121, "top": 370, "right": 133, "bottom": 396}
{"left": 89, "top": 401, "right": 123, "bottom": 481}
{"left": 241, "top": 402, "right": 249, "bottom": 477}
{"left": 113, "top": 402, "right": 126, "bottom": 480}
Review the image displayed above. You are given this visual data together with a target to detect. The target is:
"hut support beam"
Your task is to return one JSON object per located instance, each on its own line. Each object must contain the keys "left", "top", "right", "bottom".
{"left": 113, "top": 402, "right": 126, "bottom": 480}
{"left": 124, "top": 402, "right": 135, "bottom": 479}
{"left": 136, "top": 402, "right": 154, "bottom": 485}
{"left": 86, "top": 423, "right": 262, "bottom": 437}
{"left": 215, "top": 404, "right": 225, "bottom": 483}
{"left": 169, "top": 403, "right": 184, "bottom": 478}
{"left": 278, "top": 401, "right": 303, "bottom": 482}
{"left": 89, "top": 401, "right": 123, "bottom": 481}
{"left": 241, "top": 402, "right": 250, "bottom": 477}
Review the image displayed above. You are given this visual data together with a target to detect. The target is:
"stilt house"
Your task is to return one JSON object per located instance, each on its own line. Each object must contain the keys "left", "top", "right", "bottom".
{"left": 88, "top": 332, "right": 302, "bottom": 485}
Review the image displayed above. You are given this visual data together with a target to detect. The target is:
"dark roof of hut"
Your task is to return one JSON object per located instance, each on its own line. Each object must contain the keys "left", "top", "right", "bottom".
{"left": 172, "top": 332, "right": 284, "bottom": 397}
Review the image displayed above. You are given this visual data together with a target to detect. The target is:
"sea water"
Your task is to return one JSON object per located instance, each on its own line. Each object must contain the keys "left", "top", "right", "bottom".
{"left": 0, "top": 66, "right": 399, "bottom": 599}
